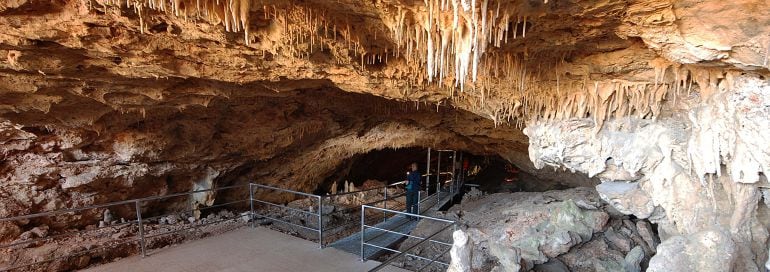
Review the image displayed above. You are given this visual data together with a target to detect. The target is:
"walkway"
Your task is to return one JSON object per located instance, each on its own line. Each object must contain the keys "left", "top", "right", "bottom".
{"left": 84, "top": 227, "right": 407, "bottom": 272}
{"left": 329, "top": 188, "right": 458, "bottom": 259}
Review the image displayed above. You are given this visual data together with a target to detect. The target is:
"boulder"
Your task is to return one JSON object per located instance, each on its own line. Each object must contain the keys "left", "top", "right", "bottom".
{"left": 533, "top": 258, "right": 570, "bottom": 272}
{"left": 623, "top": 246, "right": 645, "bottom": 272}
{"left": 490, "top": 241, "right": 523, "bottom": 272}
{"left": 648, "top": 230, "right": 736, "bottom": 272}
{"left": 595, "top": 181, "right": 655, "bottom": 219}
{"left": 0, "top": 222, "right": 21, "bottom": 243}
{"left": 447, "top": 230, "right": 472, "bottom": 272}
{"left": 635, "top": 220, "right": 659, "bottom": 252}
{"left": 604, "top": 228, "right": 632, "bottom": 253}
{"left": 102, "top": 209, "right": 113, "bottom": 225}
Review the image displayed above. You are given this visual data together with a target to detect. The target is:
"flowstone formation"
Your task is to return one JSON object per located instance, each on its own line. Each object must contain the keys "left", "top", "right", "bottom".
{"left": 525, "top": 74, "right": 770, "bottom": 271}
{"left": 407, "top": 188, "right": 657, "bottom": 272}
{"left": 0, "top": 0, "right": 769, "bottom": 271}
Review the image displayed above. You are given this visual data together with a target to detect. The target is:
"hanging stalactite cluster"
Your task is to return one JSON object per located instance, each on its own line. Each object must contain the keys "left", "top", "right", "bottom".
{"left": 90, "top": 0, "right": 731, "bottom": 130}
{"left": 383, "top": 0, "right": 539, "bottom": 90}
{"left": 96, "top": 0, "right": 252, "bottom": 43}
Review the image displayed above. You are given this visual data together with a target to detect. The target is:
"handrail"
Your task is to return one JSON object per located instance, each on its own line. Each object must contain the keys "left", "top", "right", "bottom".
{"left": 252, "top": 183, "right": 320, "bottom": 198}
{"left": 0, "top": 182, "right": 329, "bottom": 271}
{"left": 0, "top": 184, "right": 250, "bottom": 223}
{"left": 325, "top": 181, "right": 404, "bottom": 197}
{"left": 367, "top": 221, "right": 455, "bottom": 272}
{"left": 249, "top": 183, "right": 323, "bottom": 248}
{"left": 361, "top": 205, "right": 455, "bottom": 224}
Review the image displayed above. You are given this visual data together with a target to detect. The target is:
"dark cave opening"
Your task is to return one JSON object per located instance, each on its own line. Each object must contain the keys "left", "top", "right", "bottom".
{"left": 314, "top": 147, "right": 584, "bottom": 196}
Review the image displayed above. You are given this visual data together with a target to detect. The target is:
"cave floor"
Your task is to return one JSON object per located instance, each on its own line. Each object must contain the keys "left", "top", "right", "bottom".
{"left": 82, "top": 226, "right": 407, "bottom": 272}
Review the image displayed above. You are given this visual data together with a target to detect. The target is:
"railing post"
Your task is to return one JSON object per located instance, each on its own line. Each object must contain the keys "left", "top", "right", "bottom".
{"left": 134, "top": 200, "right": 146, "bottom": 257}
{"left": 451, "top": 150, "right": 456, "bottom": 197}
{"left": 426, "top": 147, "right": 431, "bottom": 197}
{"left": 249, "top": 183, "right": 255, "bottom": 228}
{"left": 437, "top": 176, "right": 441, "bottom": 203}
{"left": 382, "top": 186, "right": 388, "bottom": 223}
{"left": 318, "top": 196, "right": 324, "bottom": 249}
{"left": 436, "top": 151, "right": 441, "bottom": 203}
{"left": 360, "top": 205, "right": 365, "bottom": 262}
{"left": 417, "top": 191, "right": 421, "bottom": 214}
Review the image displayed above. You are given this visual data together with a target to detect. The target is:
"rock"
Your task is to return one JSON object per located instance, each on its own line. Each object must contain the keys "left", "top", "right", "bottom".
{"left": 165, "top": 215, "right": 179, "bottom": 225}
{"left": 648, "top": 230, "right": 736, "bottom": 272}
{"left": 187, "top": 217, "right": 196, "bottom": 223}
{"left": 635, "top": 220, "right": 659, "bottom": 252}
{"left": 444, "top": 188, "right": 611, "bottom": 271}
{"left": 103, "top": 209, "right": 113, "bottom": 225}
{"left": 462, "top": 187, "right": 483, "bottom": 202}
{"left": 574, "top": 199, "right": 598, "bottom": 210}
{"left": 158, "top": 217, "right": 168, "bottom": 225}
{"left": 98, "top": 221, "right": 107, "bottom": 228}
{"left": 490, "top": 241, "right": 523, "bottom": 272}
{"left": 595, "top": 181, "right": 655, "bottom": 219}
{"left": 320, "top": 204, "right": 335, "bottom": 215}
{"left": 218, "top": 210, "right": 235, "bottom": 218}
{"left": 447, "top": 230, "right": 472, "bottom": 272}
{"left": 623, "top": 246, "right": 645, "bottom": 272}
{"left": 593, "top": 258, "right": 625, "bottom": 272}
{"left": 330, "top": 181, "right": 338, "bottom": 195}
{"left": 532, "top": 258, "right": 570, "bottom": 272}
{"left": 29, "top": 225, "right": 48, "bottom": 238}
{"left": 604, "top": 228, "right": 632, "bottom": 253}
{"left": 240, "top": 212, "right": 251, "bottom": 222}
{"left": 0, "top": 222, "right": 21, "bottom": 243}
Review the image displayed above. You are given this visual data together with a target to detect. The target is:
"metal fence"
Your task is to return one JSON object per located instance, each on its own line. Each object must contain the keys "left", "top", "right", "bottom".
{"left": 320, "top": 182, "right": 407, "bottom": 246}
{"left": 248, "top": 183, "right": 324, "bottom": 248}
{"left": 0, "top": 181, "right": 417, "bottom": 271}
{"left": 360, "top": 205, "right": 456, "bottom": 272}
{"left": 0, "top": 148, "right": 467, "bottom": 272}
{"left": 0, "top": 183, "right": 333, "bottom": 271}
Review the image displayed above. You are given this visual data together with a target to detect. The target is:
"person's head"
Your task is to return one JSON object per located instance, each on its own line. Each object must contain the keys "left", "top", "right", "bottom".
{"left": 410, "top": 163, "right": 418, "bottom": 171}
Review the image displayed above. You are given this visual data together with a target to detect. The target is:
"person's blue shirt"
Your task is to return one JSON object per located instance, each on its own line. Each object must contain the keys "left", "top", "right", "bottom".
{"left": 406, "top": 171, "right": 421, "bottom": 191}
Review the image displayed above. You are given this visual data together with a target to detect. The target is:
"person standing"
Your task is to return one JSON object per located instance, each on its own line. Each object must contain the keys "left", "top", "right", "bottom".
{"left": 405, "top": 162, "right": 421, "bottom": 216}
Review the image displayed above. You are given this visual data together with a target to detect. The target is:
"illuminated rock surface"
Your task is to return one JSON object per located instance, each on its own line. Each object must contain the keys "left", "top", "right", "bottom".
{"left": 0, "top": 0, "right": 769, "bottom": 271}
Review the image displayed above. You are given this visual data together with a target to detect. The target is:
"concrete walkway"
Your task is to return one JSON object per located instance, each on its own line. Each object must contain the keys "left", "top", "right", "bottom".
{"left": 83, "top": 227, "right": 407, "bottom": 272}
{"left": 330, "top": 189, "right": 457, "bottom": 259}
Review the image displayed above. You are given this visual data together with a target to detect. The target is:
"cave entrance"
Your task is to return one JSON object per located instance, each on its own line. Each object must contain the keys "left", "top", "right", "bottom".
{"left": 463, "top": 155, "right": 578, "bottom": 194}
{"left": 316, "top": 147, "right": 591, "bottom": 202}
{"left": 315, "top": 147, "right": 431, "bottom": 195}
{"left": 315, "top": 147, "right": 463, "bottom": 197}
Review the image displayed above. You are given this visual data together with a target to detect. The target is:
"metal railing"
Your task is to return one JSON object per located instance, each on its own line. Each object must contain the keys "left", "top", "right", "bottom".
{"left": 0, "top": 184, "right": 252, "bottom": 272}
{"left": 248, "top": 183, "right": 324, "bottom": 248}
{"left": 360, "top": 205, "right": 456, "bottom": 271}
{"left": 0, "top": 183, "right": 333, "bottom": 271}
{"left": 314, "top": 181, "right": 408, "bottom": 246}
{"left": 0, "top": 154, "right": 468, "bottom": 272}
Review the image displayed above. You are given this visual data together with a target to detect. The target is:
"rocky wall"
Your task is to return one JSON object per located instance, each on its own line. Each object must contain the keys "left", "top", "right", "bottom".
{"left": 524, "top": 73, "right": 770, "bottom": 271}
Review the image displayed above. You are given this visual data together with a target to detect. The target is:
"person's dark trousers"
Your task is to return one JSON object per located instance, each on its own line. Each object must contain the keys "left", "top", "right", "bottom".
{"left": 406, "top": 190, "right": 419, "bottom": 215}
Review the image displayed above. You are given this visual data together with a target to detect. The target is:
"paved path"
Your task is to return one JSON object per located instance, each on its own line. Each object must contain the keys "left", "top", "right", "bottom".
{"left": 83, "top": 227, "right": 407, "bottom": 272}
{"left": 330, "top": 214, "right": 419, "bottom": 258}
{"left": 329, "top": 189, "right": 457, "bottom": 260}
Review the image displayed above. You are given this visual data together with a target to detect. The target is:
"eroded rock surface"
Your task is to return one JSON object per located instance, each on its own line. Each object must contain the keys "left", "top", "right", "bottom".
{"left": 0, "top": 0, "right": 769, "bottom": 271}
{"left": 424, "top": 188, "right": 658, "bottom": 272}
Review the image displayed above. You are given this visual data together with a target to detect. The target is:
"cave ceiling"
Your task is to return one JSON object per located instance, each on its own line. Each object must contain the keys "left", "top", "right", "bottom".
{"left": 1, "top": 0, "right": 767, "bottom": 127}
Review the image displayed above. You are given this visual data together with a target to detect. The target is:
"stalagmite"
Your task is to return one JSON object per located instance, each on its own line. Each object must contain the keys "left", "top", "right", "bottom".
{"left": 330, "top": 181, "right": 338, "bottom": 195}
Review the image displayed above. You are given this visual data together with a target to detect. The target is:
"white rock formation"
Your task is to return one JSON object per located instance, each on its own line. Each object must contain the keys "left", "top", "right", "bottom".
{"left": 447, "top": 230, "right": 471, "bottom": 272}
{"left": 524, "top": 73, "right": 770, "bottom": 270}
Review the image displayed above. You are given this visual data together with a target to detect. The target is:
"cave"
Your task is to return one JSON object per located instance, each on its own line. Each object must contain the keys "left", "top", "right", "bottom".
{"left": 1, "top": 1, "right": 770, "bottom": 272}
